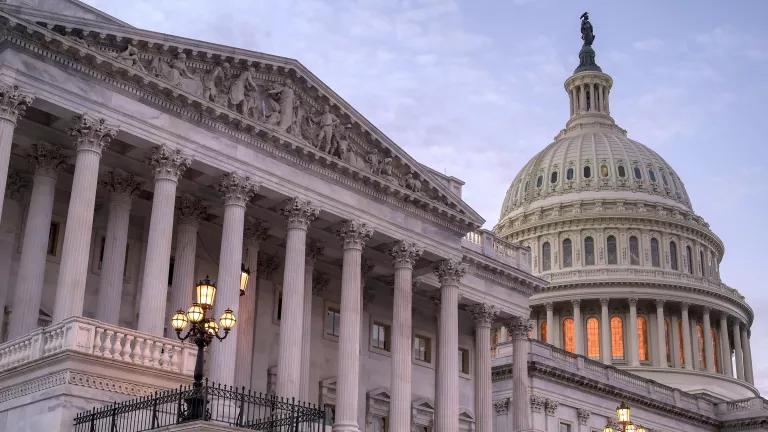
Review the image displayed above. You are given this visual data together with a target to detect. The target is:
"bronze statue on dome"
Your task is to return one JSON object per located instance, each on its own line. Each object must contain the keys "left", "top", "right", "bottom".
{"left": 580, "top": 12, "right": 595, "bottom": 47}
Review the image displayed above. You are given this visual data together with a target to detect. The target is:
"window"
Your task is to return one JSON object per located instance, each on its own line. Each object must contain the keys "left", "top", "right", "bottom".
{"left": 583, "top": 165, "right": 592, "bottom": 179}
{"left": 606, "top": 235, "right": 617, "bottom": 265}
{"left": 651, "top": 238, "right": 660, "bottom": 267}
{"left": 629, "top": 236, "right": 640, "bottom": 265}
{"left": 325, "top": 306, "right": 341, "bottom": 337}
{"left": 550, "top": 171, "right": 558, "bottom": 184}
{"left": 586, "top": 316, "right": 600, "bottom": 359}
{"left": 670, "top": 241, "right": 679, "bottom": 271}
{"left": 637, "top": 315, "right": 649, "bottom": 362}
{"left": 562, "top": 317, "right": 575, "bottom": 353}
{"left": 566, "top": 167, "right": 574, "bottom": 180}
{"left": 686, "top": 246, "right": 694, "bottom": 274}
{"left": 648, "top": 169, "right": 657, "bottom": 182}
{"left": 414, "top": 335, "right": 431, "bottom": 363}
{"left": 47, "top": 222, "right": 60, "bottom": 256}
{"left": 610, "top": 316, "right": 625, "bottom": 360}
{"left": 584, "top": 236, "right": 595, "bottom": 266}
{"left": 711, "top": 328, "right": 720, "bottom": 373}
{"left": 540, "top": 321, "right": 548, "bottom": 344}
{"left": 617, "top": 165, "right": 626, "bottom": 178}
{"left": 700, "top": 250, "right": 706, "bottom": 276}
{"left": 665, "top": 319, "right": 672, "bottom": 365}
{"left": 600, "top": 164, "right": 609, "bottom": 178}
{"left": 559, "top": 422, "right": 572, "bottom": 432}
{"left": 541, "top": 242, "right": 551, "bottom": 271}
{"left": 371, "top": 321, "right": 391, "bottom": 351}
{"left": 562, "top": 239, "right": 573, "bottom": 268}
{"left": 536, "top": 175, "right": 543, "bottom": 188}
{"left": 695, "top": 323, "right": 706, "bottom": 369}
{"left": 633, "top": 166, "right": 642, "bottom": 180}
{"left": 459, "top": 348, "right": 470, "bottom": 374}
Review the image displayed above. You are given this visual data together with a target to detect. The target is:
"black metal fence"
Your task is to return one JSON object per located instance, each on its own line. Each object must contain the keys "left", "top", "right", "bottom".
{"left": 73, "top": 380, "right": 327, "bottom": 431}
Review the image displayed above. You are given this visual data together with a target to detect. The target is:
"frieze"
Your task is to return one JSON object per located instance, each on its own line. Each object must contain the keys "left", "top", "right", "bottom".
{"left": 0, "top": 15, "right": 480, "bottom": 233}
{"left": 493, "top": 398, "right": 510, "bottom": 415}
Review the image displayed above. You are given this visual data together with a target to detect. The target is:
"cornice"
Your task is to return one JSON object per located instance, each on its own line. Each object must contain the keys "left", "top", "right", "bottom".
{"left": 461, "top": 249, "right": 544, "bottom": 296}
{"left": 0, "top": 11, "right": 482, "bottom": 235}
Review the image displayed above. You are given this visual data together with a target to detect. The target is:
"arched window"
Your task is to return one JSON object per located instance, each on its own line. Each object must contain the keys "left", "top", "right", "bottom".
{"left": 550, "top": 171, "right": 558, "bottom": 184}
{"left": 670, "top": 241, "right": 679, "bottom": 271}
{"left": 651, "top": 238, "right": 660, "bottom": 267}
{"left": 617, "top": 165, "right": 626, "bottom": 178}
{"left": 648, "top": 169, "right": 657, "bottom": 183}
{"left": 600, "top": 165, "right": 609, "bottom": 178}
{"left": 711, "top": 328, "right": 720, "bottom": 373}
{"left": 540, "top": 321, "right": 548, "bottom": 344}
{"left": 536, "top": 175, "right": 543, "bottom": 188}
{"left": 637, "top": 315, "right": 649, "bottom": 362}
{"left": 664, "top": 319, "right": 672, "bottom": 365}
{"left": 562, "top": 318, "right": 575, "bottom": 353}
{"left": 700, "top": 250, "right": 706, "bottom": 276}
{"left": 695, "top": 323, "right": 706, "bottom": 369}
{"left": 610, "top": 316, "right": 625, "bottom": 360}
{"left": 629, "top": 236, "right": 640, "bottom": 265}
{"left": 686, "top": 246, "right": 694, "bottom": 274}
{"left": 606, "top": 235, "right": 617, "bottom": 265}
{"left": 633, "top": 166, "right": 642, "bottom": 180}
{"left": 584, "top": 236, "right": 595, "bottom": 266}
{"left": 586, "top": 316, "right": 600, "bottom": 360}
{"left": 583, "top": 165, "right": 592, "bottom": 179}
{"left": 566, "top": 167, "right": 574, "bottom": 180}
{"left": 541, "top": 242, "right": 552, "bottom": 271}
{"left": 562, "top": 239, "right": 573, "bottom": 268}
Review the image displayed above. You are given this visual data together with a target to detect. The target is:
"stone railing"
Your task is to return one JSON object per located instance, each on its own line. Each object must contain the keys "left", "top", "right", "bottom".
{"left": 0, "top": 317, "right": 195, "bottom": 376}
{"left": 462, "top": 229, "right": 532, "bottom": 272}
{"left": 715, "top": 396, "right": 768, "bottom": 421}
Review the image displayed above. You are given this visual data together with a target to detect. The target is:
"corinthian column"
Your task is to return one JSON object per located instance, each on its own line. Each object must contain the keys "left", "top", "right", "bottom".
{"left": 333, "top": 220, "right": 373, "bottom": 432}
{"left": 509, "top": 316, "right": 533, "bottom": 432}
{"left": 468, "top": 304, "right": 496, "bottom": 432}
{"left": 300, "top": 241, "right": 324, "bottom": 401}
{"left": 95, "top": 170, "right": 142, "bottom": 324}
{"left": 718, "top": 314, "right": 732, "bottom": 377}
{"left": 599, "top": 298, "right": 611, "bottom": 364}
{"left": 655, "top": 300, "right": 667, "bottom": 368}
{"left": 276, "top": 198, "right": 319, "bottom": 398}
{"left": 235, "top": 219, "right": 269, "bottom": 387}
{"left": 389, "top": 241, "right": 423, "bottom": 432}
{"left": 681, "top": 303, "right": 693, "bottom": 370}
{"left": 209, "top": 173, "right": 258, "bottom": 387}
{"left": 167, "top": 195, "right": 207, "bottom": 322}
{"left": 434, "top": 259, "right": 465, "bottom": 432}
{"left": 54, "top": 115, "right": 119, "bottom": 322}
{"left": 628, "top": 298, "right": 639, "bottom": 366}
{"left": 8, "top": 144, "right": 63, "bottom": 338}
{"left": 572, "top": 299, "right": 583, "bottom": 355}
{"left": 702, "top": 308, "right": 715, "bottom": 372}
{"left": 136, "top": 145, "right": 191, "bottom": 335}
{"left": 740, "top": 326, "right": 753, "bottom": 384}
{"left": 733, "top": 320, "right": 744, "bottom": 380}
{"left": 545, "top": 303, "right": 554, "bottom": 346}
{"left": 0, "top": 84, "right": 33, "bottom": 220}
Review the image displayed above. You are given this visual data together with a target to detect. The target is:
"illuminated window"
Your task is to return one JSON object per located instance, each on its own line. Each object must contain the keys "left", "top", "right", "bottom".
{"left": 584, "top": 236, "right": 595, "bottom": 266}
{"left": 711, "top": 328, "right": 720, "bottom": 373}
{"left": 541, "top": 242, "right": 551, "bottom": 271}
{"left": 600, "top": 164, "right": 609, "bottom": 178}
{"left": 665, "top": 319, "right": 672, "bottom": 365}
{"left": 651, "top": 238, "right": 661, "bottom": 267}
{"left": 606, "top": 235, "right": 617, "bottom": 265}
{"left": 540, "top": 321, "right": 548, "bottom": 344}
{"left": 637, "top": 315, "right": 649, "bottom": 362}
{"left": 586, "top": 316, "right": 600, "bottom": 359}
{"left": 562, "top": 239, "right": 573, "bottom": 268}
{"left": 686, "top": 246, "right": 694, "bottom": 274}
{"left": 695, "top": 323, "right": 706, "bottom": 369}
{"left": 677, "top": 319, "right": 686, "bottom": 366}
{"left": 562, "top": 318, "right": 575, "bottom": 353}
{"left": 670, "top": 241, "right": 679, "bottom": 271}
{"left": 629, "top": 236, "right": 640, "bottom": 265}
{"left": 610, "top": 316, "right": 625, "bottom": 360}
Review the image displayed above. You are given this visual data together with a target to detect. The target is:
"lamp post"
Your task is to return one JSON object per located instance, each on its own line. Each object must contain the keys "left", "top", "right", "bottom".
{"left": 170, "top": 276, "right": 237, "bottom": 421}
{"left": 603, "top": 402, "right": 647, "bottom": 432}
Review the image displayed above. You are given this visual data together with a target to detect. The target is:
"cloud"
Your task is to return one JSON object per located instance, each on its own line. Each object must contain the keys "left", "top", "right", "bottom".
{"left": 633, "top": 38, "right": 663, "bottom": 51}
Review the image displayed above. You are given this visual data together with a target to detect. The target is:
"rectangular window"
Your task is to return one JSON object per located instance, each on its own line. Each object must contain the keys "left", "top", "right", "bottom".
{"left": 559, "top": 423, "right": 572, "bottom": 432}
{"left": 325, "top": 306, "right": 341, "bottom": 337}
{"left": 414, "top": 335, "right": 431, "bottom": 363}
{"left": 371, "top": 321, "right": 390, "bottom": 351}
{"left": 47, "top": 222, "right": 59, "bottom": 256}
{"left": 459, "top": 348, "right": 470, "bottom": 374}
{"left": 277, "top": 293, "right": 283, "bottom": 321}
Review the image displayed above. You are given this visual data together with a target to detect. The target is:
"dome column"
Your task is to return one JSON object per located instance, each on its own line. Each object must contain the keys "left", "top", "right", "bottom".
{"left": 654, "top": 300, "right": 667, "bottom": 368}
{"left": 732, "top": 320, "right": 745, "bottom": 380}
{"left": 740, "top": 326, "right": 753, "bottom": 384}
{"left": 545, "top": 303, "right": 555, "bottom": 347}
{"left": 681, "top": 303, "right": 693, "bottom": 370}
{"left": 599, "top": 298, "right": 611, "bottom": 364}
{"left": 702, "top": 308, "right": 715, "bottom": 372}
{"left": 572, "top": 299, "right": 583, "bottom": 355}
{"left": 718, "top": 314, "right": 732, "bottom": 377}
{"left": 628, "top": 298, "right": 639, "bottom": 366}
{"left": 670, "top": 314, "right": 682, "bottom": 368}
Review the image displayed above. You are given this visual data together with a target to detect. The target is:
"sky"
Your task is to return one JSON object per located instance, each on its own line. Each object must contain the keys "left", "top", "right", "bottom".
{"left": 81, "top": 0, "right": 768, "bottom": 394}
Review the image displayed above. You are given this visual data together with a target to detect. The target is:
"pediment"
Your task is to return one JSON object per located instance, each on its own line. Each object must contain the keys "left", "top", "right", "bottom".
{"left": 0, "top": 0, "right": 132, "bottom": 28}
{"left": 0, "top": 9, "right": 484, "bottom": 233}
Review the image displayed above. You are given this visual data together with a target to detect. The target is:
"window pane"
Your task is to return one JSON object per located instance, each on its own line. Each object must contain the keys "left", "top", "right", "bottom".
{"left": 551, "top": 171, "right": 558, "bottom": 184}
{"left": 562, "top": 318, "right": 575, "bottom": 353}
{"left": 700, "top": 250, "right": 706, "bottom": 275}
{"left": 629, "top": 236, "right": 640, "bottom": 265}
{"left": 326, "top": 308, "right": 341, "bottom": 337}
{"left": 686, "top": 246, "right": 694, "bottom": 274}
{"left": 600, "top": 165, "right": 609, "bottom": 177}
{"left": 541, "top": 242, "right": 551, "bottom": 271}
{"left": 536, "top": 175, "right": 543, "bottom": 187}
{"left": 584, "top": 237, "right": 595, "bottom": 266}
{"left": 670, "top": 241, "right": 679, "bottom": 270}
{"left": 634, "top": 166, "right": 642, "bottom": 180}
{"left": 540, "top": 321, "right": 548, "bottom": 343}
{"left": 566, "top": 168, "right": 574, "bottom": 180}
{"left": 606, "top": 235, "right": 617, "bottom": 265}
{"left": 586, "top": 317, "right": 600, "bottom": 359}
{"left": 610, "top": 316, "right": 625, "bottom": 360}
{"left": 649, "top": 169, "right": 657, "bottom": 182}
{"left": 562, "top": 239, "right": 573, "bottom": 268}
{"left": 618, "top": 165, "right": 626, "bottom": 178}
{"left": 651, "top": 238, "right": 660, "bottom": 267}
{"left": 583, "top": 166, "right": 592, "bottom": 179}
{"left": 637, "top": 316, "right": 649, "bottom": 362}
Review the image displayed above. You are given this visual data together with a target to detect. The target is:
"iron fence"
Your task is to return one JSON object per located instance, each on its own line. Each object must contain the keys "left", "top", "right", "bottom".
{"left": 73, "top": 380, "right": 327, "bottom": 431}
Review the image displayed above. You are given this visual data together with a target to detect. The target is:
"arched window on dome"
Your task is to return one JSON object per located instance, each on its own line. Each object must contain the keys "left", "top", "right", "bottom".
{"left": 562, "top": 317, "right": 575, "bottom": 353}
{"left": 637, "top": 315, "right": 649, "bottom": 362}
{"left": 648, "top": 169, "right": 657, "bottom": 183}
{"left": 670, "top": 241, "right": 679, "bottom": 271}
{"left": 695, "top": 323, "right": 706, "bottom": 369}
{"left": 536, "top": 175, "right": 543, "bottom": 188}
{"left": 633, "top": 166, "right": 642, "bottom": 180}
{"left": 540, "top": 320, "right": 548, "bottom": 344}
{"left": 610, "top": 316, "right": 625, "bottom": 361}
{"left": 618, "top": 165, "right": 627, "bottom": 178}
{"left": 651, "top": 238, "right": 661, "bottom": 267}
{"left": 700, "top": 249, "right": 706, "bottom": 276}
{"left": 541, "top": 242, "right": 552, "bottom": 272}
{"left": 606, "top": 235, "right": 617, "bottom": 265}
{"left": 584, "top": 236, "right": 595, "bottom": 266}
{"left": 586, "top": 316, "right": 600, "bottom": 360}
{"left": 583, "top": 165, "right": 592, "bottom": 179}
{"left": 562, "top": 239, "right": 573, "bottom": 268}
{"left": 711, "top": 327, "right": 720, "bottom": 373}
{"left": 600, "top": 164, "right": 609, "bottom": 178}
{"left": 566, "top": 167, "right": 574, "bottom": 180}
{"left": 686, "top": 245, "right": 694, "bottom": 274}
{"left": 629, "top": 236, "right": 640, "bottom": 265}
{"left": 665, "top": 319, "right": 672, "bottom": 366}
{"left": 550, "top": 171, "right": 558, "bottom": 184}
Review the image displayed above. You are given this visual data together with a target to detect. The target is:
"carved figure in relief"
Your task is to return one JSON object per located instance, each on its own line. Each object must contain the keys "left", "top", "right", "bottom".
{"left": 404, "top": 173, "right": 422, "bottom": 193}
{"left": 267, "top": 80, "right": 295, "bottom": 132}
{"left": 380, "top": 157, "right": 394, "bottom": 178}
{"left": 202, "top": 65, "right": 223, "bottom": 102}
{"left": 336, "top": 126, "right": 352, "bottom": 163}
{"left": 263, "top": 95, "right": 281, "bottom": 126}
{"left": 115, "top": 43, "right": 145, "bottom": 72}
{"left": 366, "top": 149, "right": 382, "bottom": 175}
{"left": 150, "top": 54, "right": 203, "bottom": 96}
{"left": 229, "top": 67, "right": 257, "bottom": 116}
{"left": 314, "top": 106, "right": 339, "bottom": 152}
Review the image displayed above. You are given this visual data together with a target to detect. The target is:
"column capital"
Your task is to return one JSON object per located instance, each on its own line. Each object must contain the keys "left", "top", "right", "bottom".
{"left": 218, "top": 172, "right": 259, "bottom": 206}
{"left": 599, "top": 298, "right": 610, "bottom": 306}
{"left": 467, "top": 303, "right": 497, "bottom": 327}
{"left": 176, "top": 194, "right": 207, "bottom": 226}
{"left": 5, "top": 171, "right": 28, "bottom": 200}
{"left": 102, "top": 169, "right": 142, "bottom": 198}
{"left": 281, "top": 197, "right": 320, "bottom": 230}
{"left": 628, "top": 297, "right": 639, "bottom": 307}
{"left": 337, "top": 219, "right": 373, "bottom": 250}
{"left": 389, "top": 241, "right": 423, "bottom": 269}
{"left": 571, "top": 299, "right": 581, "bottom": 308}
{"left": 148, "top": 144, "right": 191, "bottom": 181}
{"left": 244, "top": 218, "right": 270, "bottom": 245}
{"left": 507, "top": 315, "right": 533, "bottom": 340}
{"left": 681, "top": 301, "right": 690, "bottom": 311}
{"left": 69, "top": 114, "right": 118, "bottom": 154}
{"left": 655, "top": 299, "right": 665, "bottom": 308}
{"left": 257, "top": 254, "right": 280, "bottom": 280}
{"left": 434, "top": 259, "right": 465, "bottom": 285}
{"left": 0, "top": 84, "right": 34, "bottom": 124}
{"left": 31, "top": 142, "right": 65, "bottom": 178}
{"left": 702, "top": 306, "right": 711, "bottom": 315}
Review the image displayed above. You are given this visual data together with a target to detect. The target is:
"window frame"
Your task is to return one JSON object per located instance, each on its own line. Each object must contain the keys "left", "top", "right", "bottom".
{"left": 610, "top": 315, "right": 625, "bottom": 361}
{"left": 323, "top": 301, "right": 342, "bottom": 341}
{"left": 413, "top": 333, "right": 434, "bottom": 368}
{"left": 562, "top": 238, "right": 573, "bottom": 268}
{"left": 650, "top": 238, "right": 661, "bottom": 268}
{"left": 369, "top": 318, "right": 392, "bottom": 355}
{"left": 637, "top": 315, "right": 650, "bottom": 363}
{"left": 562, "top": 317, "right": 575, "bottom": 353}
{"left": 459, "top": 347, "right": 471, "bottom": 378}
{"left": 586, "top": 316, "right": 600, "bottom": 360}
{"left": 629, "top": 235, "right": 640, "bottom": 265}
{"left": 606, "top": 235, "right": 617, "bottom": 265}
{"left": 541, "top": 241, "right": 552, "bottom": 272}
{"left": 583, "top": 236, "right": 595, "bottom": 266}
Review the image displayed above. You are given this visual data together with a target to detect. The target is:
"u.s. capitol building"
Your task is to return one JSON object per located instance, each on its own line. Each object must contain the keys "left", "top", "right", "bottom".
{"left": 0, "top": 1, "right": 763, "bottom": 432}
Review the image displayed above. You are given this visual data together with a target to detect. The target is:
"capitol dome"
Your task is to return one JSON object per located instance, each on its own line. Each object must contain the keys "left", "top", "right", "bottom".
{"left": 494, "top": 17, "right": 755, "bottom": 401}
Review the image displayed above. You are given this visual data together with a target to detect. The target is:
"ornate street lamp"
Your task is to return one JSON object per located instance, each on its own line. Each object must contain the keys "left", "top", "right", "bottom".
{"left": 171, "top": 277, "right": 237, "bottom": 421}
{"left": 239, "top": 262, "right": 250, "bottom": 296}
{"left": 602, "top": 402, "right": 647, "bottom": 432}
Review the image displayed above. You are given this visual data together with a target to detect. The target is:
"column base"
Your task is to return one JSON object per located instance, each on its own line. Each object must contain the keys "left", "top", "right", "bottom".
{"left": 332, "top": 422, "right": 360, "bottom": 432}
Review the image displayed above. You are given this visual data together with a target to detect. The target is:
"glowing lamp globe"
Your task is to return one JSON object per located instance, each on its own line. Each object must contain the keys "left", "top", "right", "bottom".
{"left": 204, "top": 318, "right": 219, "bottom": 336}
{"left": 617, "top": 402, "right": 631, "bottom": 423}
{"left": 220, "top": 308, "right": 237, "bottom": 331}
{"left": 624, "top": 424, "right": 637, "bottom": 432}
{"left": 170, "top": 310, "right": 188, "bottom": 331}
{"left": 602, "top": 426, "right": 615, "bottom": 432}
{"left": 239, "top": 263, "right": 250, "bottom": 296}
{"left": 195, "top": 276, "right": 216, "bottom": 309}
{"left": 186, "top": 303, "right": 205, "bottom": 324}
